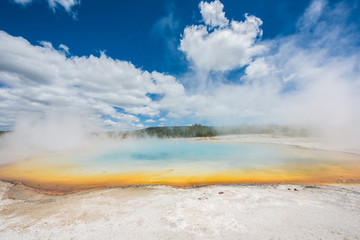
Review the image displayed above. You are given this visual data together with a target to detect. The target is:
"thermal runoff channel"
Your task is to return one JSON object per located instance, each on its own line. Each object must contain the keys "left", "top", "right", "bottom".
{"left": 0, "top": 138, "right": 359, "bottom": 193}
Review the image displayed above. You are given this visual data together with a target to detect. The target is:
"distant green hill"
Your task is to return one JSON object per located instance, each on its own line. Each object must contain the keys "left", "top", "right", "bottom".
{"left": 0, "top": 125, "right": 309, "bottom": 139}
{"left": 131, "top": 124, "right": 308, "bottom": 138}
{"left": 138, "top": 124, "right": 216, "bottom": 138}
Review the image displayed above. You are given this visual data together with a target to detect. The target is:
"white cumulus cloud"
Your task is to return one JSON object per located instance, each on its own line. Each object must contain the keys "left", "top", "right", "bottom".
{"left": 0, "top": 31, "right": 184, "bottom": 130}
{"left": 199, "top": 0, "right": 228, "bottom": 28}
{"left": 180, "top": 0, "right": 265, "bottom": 72}
{"left": 145, "top": 119, "right": 156, "bottom": 123}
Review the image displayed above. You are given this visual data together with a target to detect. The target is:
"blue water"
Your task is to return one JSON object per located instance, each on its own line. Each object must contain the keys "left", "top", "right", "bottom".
{"left": 43, "top": 139, "right": 360, "bottom": 181}
{"left": 59, "top": 140, "right": 293, "bottom": 173}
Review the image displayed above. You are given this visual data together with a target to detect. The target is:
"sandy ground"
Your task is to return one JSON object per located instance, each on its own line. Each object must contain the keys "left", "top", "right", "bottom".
{"left": 0, "top": 181, "right": 359, "bottom": 240}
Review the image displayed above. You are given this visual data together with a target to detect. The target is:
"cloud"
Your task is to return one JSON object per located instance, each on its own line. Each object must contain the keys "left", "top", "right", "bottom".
{"left": 58, "top": 43, "right": 70, "bottom": 54}
{"left": 11, "top": 0, "right": 80, "bottom": 14}
{"left": 145, "top": 119, "right": 156, "bottom": 123}
{"left": 244, "top": 57, "right": 271, "bottom": 80}
{"left": 0, "top": 31, "right": 184, "bottom": 130}
{"left": 179, "top": 0, "right": 265, "bottom": 72}
{"left": 199, "top": 0, "right": 228, "bottom": 28}
{"left": 175, "top": 0, "right": 360, "bottom": 145}
{"left": 297, "top": 0, "right": 325, "bottom": 31}
{"left": 12, "top": 0, "right": 32, "bottom": 5}
{"left": 150, "top": 2, "right": 184, "bottom": 73}
{"left": 48, "top": 0, "right": 79, "bottom": 12}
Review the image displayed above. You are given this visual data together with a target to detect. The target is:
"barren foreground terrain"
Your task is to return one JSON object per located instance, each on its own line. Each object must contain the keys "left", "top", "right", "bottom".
{"left": 0, "top": 181, "right": 359, "bottom": 240}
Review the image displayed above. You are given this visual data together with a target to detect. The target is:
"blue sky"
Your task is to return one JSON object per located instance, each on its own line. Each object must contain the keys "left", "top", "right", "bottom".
{"left": 0, "top": 0, "right": 313, "bottom": 74}
{"left": 0, "top": 0, "right": 360, "bottom": 132}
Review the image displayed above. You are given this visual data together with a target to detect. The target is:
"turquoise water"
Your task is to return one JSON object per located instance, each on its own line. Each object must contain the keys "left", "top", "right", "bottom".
{"left": 3, "top": 138, "right": 360, "bottom": 187}
{"left": 55, "top": 139, "right": 311, "bottom": 173}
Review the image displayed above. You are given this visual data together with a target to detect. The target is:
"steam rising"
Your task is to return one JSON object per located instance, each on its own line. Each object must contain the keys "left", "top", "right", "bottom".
{"left": 0, "top": 112, "right": 98, "bottom": 164}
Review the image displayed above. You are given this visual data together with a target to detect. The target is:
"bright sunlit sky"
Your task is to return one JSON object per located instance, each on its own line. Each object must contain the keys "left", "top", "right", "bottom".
{"left": 0, "top": 0, "right": 360, "bottom": 131}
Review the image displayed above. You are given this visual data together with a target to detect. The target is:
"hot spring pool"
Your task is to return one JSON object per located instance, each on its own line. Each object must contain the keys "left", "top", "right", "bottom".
{"left": 0, "top": 139, "right": 359, "bottom": 192}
